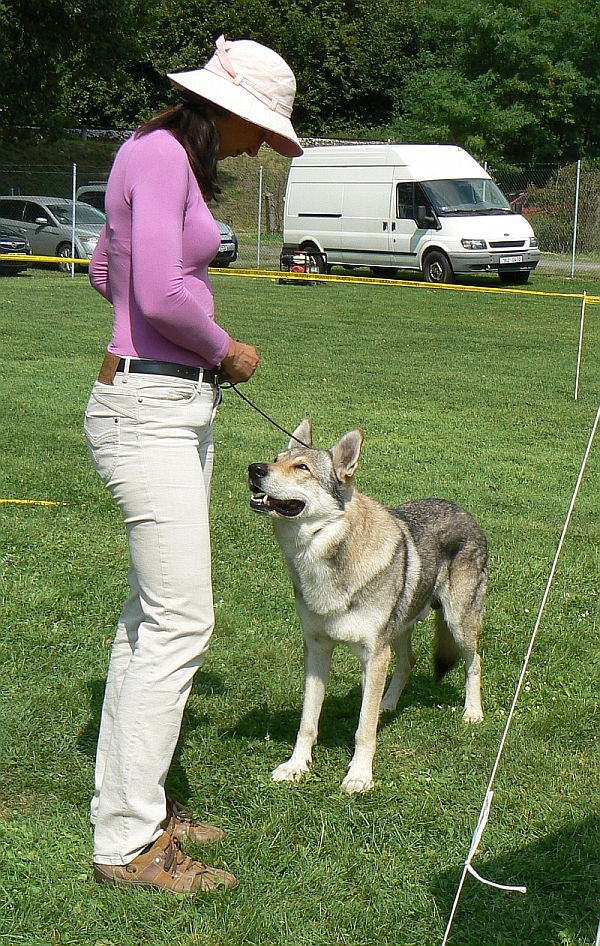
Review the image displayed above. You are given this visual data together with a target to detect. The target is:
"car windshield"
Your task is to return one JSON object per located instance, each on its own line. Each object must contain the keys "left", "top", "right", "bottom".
{"left": 47, "top": 202, "right": 106, "bottom": 226}
{"left": 421, "top": 179, "right": 513, "bottom": 215}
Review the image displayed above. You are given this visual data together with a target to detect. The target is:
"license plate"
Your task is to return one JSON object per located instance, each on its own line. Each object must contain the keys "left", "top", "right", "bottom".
{"left": 499, "top": 255, "right": 523, "bottom": 264}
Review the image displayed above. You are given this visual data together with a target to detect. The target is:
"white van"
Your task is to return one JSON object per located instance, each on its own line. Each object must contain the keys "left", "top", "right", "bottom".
{"left": 282, "top": 144, "right": 540, "bottom": 284}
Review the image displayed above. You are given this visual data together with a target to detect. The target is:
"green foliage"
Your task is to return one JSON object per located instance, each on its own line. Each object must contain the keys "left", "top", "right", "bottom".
{"left": 1, "top": 0, "right": 600, "bottom": 161}
{"left": 379, "top": 0, "right": 600, "bottom": 164}
{"left": 0, "top": 0, "right": 160, "bottom": 131}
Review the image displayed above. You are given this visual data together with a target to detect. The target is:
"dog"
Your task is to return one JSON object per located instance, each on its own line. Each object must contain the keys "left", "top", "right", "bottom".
{"left": 248, "top": 419, "right": 487, "bottom": 794}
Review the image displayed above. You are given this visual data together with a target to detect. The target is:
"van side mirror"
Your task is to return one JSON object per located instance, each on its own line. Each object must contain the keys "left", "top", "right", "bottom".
{"left": 416, "top": 206, "right": 437, "bottom": 229}
{"left": 34, "top": 216, "right": 49, "bottom": 226}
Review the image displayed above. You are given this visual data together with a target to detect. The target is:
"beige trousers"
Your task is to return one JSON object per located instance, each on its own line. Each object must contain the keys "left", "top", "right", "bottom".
{"left": 84, "top": 368, "right": 221, "bottom": 864}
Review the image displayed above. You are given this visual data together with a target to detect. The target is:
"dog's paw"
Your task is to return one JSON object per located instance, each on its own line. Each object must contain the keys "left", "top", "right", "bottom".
{"left": 272, "top": 758, "right": 310, "bottom": 783}
{"left": 379, "top": 694, "right": 398, "bottom": 714}
{"left": 462, "top": 706, "right": 484, "bottom": 724}
{"left": 341, "top": 770, "right": 374, "bottom": 794}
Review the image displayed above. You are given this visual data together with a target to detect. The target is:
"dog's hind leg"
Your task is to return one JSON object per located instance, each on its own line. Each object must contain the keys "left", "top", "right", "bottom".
{"left": 435, "top": 603, "right": 484, "bottom": 724}
{"left": 272, "top": 633, "right": 335, "bottom": 784}
{"left": 380, "top": 627, "right": 416, "bottom": 713}
{"left": 342, "top": 642, "right": 391, "bottom": 793}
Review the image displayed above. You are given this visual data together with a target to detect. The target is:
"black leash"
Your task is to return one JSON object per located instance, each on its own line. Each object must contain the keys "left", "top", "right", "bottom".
{"left": 220, "top": 381, "right": 311, "bottom": 448}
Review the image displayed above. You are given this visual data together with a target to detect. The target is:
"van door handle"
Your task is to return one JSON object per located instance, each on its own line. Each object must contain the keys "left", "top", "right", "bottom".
{"left": 382, "top": 221, "right": 388, "bottom": 231}
{"left": 391, "top": 222, "right": 396, "bottom": 231}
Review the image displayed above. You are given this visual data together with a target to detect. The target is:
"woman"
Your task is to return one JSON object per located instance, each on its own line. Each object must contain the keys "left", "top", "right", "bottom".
{"left": 84, "top": 35, "right": 302, "bottom": 894}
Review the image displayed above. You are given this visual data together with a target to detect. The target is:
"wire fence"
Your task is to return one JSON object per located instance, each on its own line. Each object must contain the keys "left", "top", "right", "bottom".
{"left": 489, "top": 162, "right": 600, "bottom": 277}
{"left": 1, "top": 157, "right": 599, "bottom": 276}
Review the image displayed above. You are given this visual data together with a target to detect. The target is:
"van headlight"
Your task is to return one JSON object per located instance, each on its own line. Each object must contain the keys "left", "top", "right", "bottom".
{"left": 529, "top": 236, "right": 539, "bottom": 248}
{"left": 461, "top": 239, "right": 487, "bottom": 250}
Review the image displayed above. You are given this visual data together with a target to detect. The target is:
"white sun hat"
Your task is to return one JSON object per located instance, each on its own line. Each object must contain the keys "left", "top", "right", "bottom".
{"left": 167, "top": 35, "right": 303, "bottom": 157}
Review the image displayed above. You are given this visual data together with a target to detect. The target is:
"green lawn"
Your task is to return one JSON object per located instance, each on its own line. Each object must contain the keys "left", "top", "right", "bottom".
{"left": 0, "top": 268, "right": 599, "bottom": 945}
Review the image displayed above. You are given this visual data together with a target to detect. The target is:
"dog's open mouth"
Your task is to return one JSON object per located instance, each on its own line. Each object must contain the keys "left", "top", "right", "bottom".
{"left": 249, "top": 493, "right": 306, "bottom": 517}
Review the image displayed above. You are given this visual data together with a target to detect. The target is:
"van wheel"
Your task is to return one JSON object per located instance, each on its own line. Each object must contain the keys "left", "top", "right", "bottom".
{"left": 57, "top": 243, "right": 76, "bottom": 273}
{"left": 300, "top": 243, "right": 326, "bottom": 274}
{"left": 423, "top": 250, "right": 454, "bottom": 284}
{"left": 499, "top": 270, "right": 530, "bottom": 285}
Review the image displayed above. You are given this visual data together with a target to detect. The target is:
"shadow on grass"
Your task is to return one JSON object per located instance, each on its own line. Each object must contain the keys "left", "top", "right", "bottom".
{"left": 432, "top": 816, "right": 600, "bottom": 945}
{"left": 224, "top": 669, "right": 463, "bottom": 749}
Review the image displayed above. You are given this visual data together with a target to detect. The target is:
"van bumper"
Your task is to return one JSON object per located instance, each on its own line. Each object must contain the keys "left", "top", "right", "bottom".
{"left": 451, "top": 248, "right": 541, "bottom": 275}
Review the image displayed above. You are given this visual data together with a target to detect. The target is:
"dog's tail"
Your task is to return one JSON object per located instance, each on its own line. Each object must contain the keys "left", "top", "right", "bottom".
{"left": 433, "top": 609, "right": 461, "bottom": 681}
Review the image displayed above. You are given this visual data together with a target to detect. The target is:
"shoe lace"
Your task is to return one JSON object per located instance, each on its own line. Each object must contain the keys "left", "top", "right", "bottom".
{"left": 163, "top": 836, "right": 193, "bottom": 876}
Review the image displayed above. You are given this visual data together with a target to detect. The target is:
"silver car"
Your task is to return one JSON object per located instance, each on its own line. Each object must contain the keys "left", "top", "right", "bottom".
{"left": 0, "top": 196, "right": 105, "bottom": 271}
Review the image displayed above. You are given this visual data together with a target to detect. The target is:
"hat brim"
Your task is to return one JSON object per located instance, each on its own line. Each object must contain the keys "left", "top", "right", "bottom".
{"left": 168, "top": 69, "right": 303, "bottom": 158}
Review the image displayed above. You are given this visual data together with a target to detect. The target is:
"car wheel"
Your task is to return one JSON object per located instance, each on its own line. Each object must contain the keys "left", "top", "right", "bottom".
{"left": 57, "top": 242, "right": 75, "bottom": 273}
{"left": 422, "top": 250, "right": 454, "bottom": 284}
{"left": 499, "top": 270, "right": 530, "bottom": 285}
{"left": 300, "top": 243, "right": 326, "bottom": 274}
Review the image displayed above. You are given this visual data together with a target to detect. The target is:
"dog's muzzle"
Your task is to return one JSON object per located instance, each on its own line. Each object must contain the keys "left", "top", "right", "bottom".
{"left": 248, "top": 463, "right": 306, "bottom": 518}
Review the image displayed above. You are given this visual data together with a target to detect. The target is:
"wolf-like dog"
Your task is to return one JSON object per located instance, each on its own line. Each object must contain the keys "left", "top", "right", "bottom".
{"left": 248, "top": 420, "right": 487, "bottom": 794}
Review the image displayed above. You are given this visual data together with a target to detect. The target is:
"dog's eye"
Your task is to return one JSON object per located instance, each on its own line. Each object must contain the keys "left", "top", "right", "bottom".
{"left": 296, "top": 463, "right": 310, "bottom": 472}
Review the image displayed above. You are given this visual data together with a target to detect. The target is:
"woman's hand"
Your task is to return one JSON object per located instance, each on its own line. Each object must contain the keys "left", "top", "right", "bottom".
{"left": 220, "top": 339, "right": 260, "bottom": 383}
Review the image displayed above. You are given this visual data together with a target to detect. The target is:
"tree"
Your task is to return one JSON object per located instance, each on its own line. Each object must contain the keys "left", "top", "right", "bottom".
{"left": 0, "top": 0, "right": 159, "bottom": 133}
{"left": 2, "top": 0, "right": 599, "bottom": 162}
{"left": 385, "top": 0, "right": 600, "bottom": 164}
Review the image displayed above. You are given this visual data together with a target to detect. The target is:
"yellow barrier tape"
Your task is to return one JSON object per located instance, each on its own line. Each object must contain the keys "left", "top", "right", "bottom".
{"left": 1, "top": 255, "right": 598, "bottom": 304}
{"left": 210, "top": 266, "right": 600, "bottom": 304}
{"left": 0, "top": 498, "right": 66, "bottom": 506}
{"left": 0, "top": 254, "right": 89, "bottom": 264}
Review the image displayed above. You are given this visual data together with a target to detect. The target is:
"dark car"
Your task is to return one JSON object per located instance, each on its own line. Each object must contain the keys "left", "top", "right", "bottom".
{"left": 76, "top": 182, "right": 107, "bottom": 213}
{"left": 0, "top": 224, "right": 31, "bottom": 274}
{"left": 77, "top": 183, "right": 239, "bottom": 267}
{"left": 212, "top": 220, "right": 239, "bottom": 267}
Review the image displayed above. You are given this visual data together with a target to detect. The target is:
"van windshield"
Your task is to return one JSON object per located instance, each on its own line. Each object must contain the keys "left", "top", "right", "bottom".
{"left": 421, "top": 179, "right": 513, "bottom": 216}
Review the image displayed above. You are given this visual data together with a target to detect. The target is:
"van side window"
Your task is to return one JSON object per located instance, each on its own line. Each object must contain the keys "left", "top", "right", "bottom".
{"left": 396, "top": 183, "right": 414, "bottom": 219}
{"left": 0, "top": 199, "right": 25, "bottom": 222}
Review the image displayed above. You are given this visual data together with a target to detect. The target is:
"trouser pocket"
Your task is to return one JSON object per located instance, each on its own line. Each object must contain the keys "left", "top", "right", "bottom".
{"left": 84, "top": 396, "right": 122, "bottom": 485}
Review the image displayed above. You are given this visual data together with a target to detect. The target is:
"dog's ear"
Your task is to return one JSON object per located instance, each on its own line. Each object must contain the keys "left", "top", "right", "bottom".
{"left": 289, "top": 418, "right": 312, "bottom": 449}
{"left": 331, "top": 429, "right": 364, "bottom": 482}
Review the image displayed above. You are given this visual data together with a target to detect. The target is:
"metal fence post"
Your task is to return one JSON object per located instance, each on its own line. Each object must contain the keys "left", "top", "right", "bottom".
{"left": 570, "top": 159, "right": 581, "bottom": 278}
{"left": 70, "top": 162, "right": 77, "bottom": 278}
{"left": 257, "top": 164, "right": 263, "bottom": 269}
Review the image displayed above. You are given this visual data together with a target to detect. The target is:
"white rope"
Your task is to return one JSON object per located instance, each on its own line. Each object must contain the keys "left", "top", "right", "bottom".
{"left": 441, "top": 404, "right": 600, "bottom": 945}
{"left": 574, "top": 291, "right": 587, "bottom": 401}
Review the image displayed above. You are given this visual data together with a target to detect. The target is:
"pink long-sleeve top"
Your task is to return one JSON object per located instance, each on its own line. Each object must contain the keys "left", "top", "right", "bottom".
{"left": 89, "top": 128, "right": 231, "bottom": 368}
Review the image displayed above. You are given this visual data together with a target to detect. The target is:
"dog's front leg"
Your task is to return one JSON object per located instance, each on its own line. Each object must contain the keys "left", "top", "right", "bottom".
{"left": 272, "top": 633, "right": 335, "bottom": 784}
{"left": 342, "top": 643, "right": 391, "bottom": 794}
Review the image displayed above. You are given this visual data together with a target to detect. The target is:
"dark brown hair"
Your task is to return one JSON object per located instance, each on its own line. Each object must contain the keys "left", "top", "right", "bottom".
{"left": 135, "top": 95, "right": 228, "bottom": 201}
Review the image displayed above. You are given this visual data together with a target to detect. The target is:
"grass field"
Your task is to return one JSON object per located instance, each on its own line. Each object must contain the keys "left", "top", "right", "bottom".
{"left": 1, "top": 268, "right": 599, "bottom": 945}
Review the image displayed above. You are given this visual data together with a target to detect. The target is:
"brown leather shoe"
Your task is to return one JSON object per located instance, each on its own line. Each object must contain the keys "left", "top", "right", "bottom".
{"left": 94, "top": 831, "right": 237, "bottom": 893}
{"left": 164, "top": 795, "right": 225, "bottom": 845}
